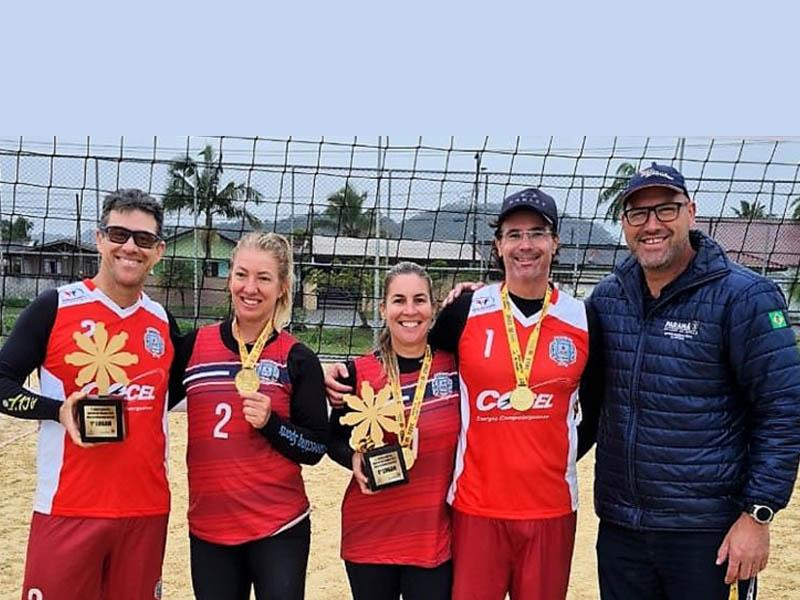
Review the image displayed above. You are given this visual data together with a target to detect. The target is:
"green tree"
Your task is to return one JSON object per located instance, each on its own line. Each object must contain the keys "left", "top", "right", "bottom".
{"left": 316, "top": 184, "right": 375, "bottom": 237}
{"left": 732, "top": 200, "right": 767, "bottom": 219}
{"left": 598, "top": 162, "right": 637, "bottom": 222}
{"left": 306, "top": 262, "right": 373, "bottom": 328}
{"left": 156, "top": 259, "right": 194, "bottom": 308}
{"left": 1, "top": 216, "right": 33, "bottom": 241}
{"left": 163, "top": 145, "right": 263, "bottom": 259}
{"left": 789, "top": 196, "right": 800, "bottom": 220}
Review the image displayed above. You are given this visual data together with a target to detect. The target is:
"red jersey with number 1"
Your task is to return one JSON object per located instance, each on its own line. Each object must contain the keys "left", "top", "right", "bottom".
{"left": 447, "top": 283, "right": 588, "bottom": 520}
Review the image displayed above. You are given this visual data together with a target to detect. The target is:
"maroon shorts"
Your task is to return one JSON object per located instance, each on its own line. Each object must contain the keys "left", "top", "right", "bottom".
{"left": 452, "top": 509, "right": 577, "bottom": 600}
{"left": 21, "top": 512, "right": 168, "bottom": 600}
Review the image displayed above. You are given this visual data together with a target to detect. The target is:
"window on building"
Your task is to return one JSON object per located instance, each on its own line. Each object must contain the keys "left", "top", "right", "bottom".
{"left": 203, "top": 261, "right": 220, "bottom": 277}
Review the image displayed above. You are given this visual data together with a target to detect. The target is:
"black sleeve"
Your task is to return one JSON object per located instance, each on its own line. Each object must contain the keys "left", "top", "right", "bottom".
{"left": 428, "top": 291, "right": 473, "bottom": 353}
{"left": 0, "top": 289, "right": 62, "bottom": 421}
{"left": 327, "top": 360, "right": 358, "bottom": 469}
{"left": 577, "top": 296, "right": 604, "bottom": 460}
{"left": 260, "top": 342, "right": 329, "bottom": 465}
{"left": 167, "top": 317, "right": 196, "bottom": 410}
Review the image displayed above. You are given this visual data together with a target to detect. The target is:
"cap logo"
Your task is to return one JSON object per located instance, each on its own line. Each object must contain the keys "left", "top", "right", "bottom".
{"left": 639, "top": 167, "right": 675, "bottom": 181}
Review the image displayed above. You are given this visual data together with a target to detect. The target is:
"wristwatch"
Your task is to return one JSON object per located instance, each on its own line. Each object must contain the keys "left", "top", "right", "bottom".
{"left": 746, "top": 503, "right": 775, "bottom": 524}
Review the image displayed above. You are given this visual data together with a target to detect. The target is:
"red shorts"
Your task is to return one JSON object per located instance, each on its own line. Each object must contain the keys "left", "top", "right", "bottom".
{"left": 21, "top": 512, "right": 168, "bottom": 600}
{"left": 452, "top": 509, "right": 577, "bottom": 600}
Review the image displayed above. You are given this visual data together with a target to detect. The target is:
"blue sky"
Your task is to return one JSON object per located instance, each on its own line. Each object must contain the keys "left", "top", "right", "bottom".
{"left": 2, "top": 1, "right": 799, "bottom": 133}
{"left": 2, "top": 2, "right": 799, "bottom": 240}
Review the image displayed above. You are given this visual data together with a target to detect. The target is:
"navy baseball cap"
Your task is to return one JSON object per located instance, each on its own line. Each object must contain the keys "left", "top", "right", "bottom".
{"left": 620, "top": 162, "right": 690, "bottom": 206}
{"left": 493, "top": 188, "right": 559, "bottom": 232}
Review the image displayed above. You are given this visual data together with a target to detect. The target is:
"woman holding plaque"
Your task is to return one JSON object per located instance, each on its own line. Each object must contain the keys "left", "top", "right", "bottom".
{"left": 328, "top": 261, "right": 461, "bottom": 600}
{"left": 170, "top": 232, "right": 328, "bottom": 600}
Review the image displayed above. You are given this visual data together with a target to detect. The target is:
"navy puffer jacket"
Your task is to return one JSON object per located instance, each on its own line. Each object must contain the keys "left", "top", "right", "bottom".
{"left": 588, "top": 231, "right": 800, "bottom": 531}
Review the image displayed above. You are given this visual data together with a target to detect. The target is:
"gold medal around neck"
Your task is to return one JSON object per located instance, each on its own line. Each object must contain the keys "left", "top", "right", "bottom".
{"left": 235, "top": 367, "right": 261, "bottom": 394}
{"left": 232, "top": 318, "right": 272, "bottom": 394}
{"left": 510, "top": 386, "right": 535, "bottom": 411}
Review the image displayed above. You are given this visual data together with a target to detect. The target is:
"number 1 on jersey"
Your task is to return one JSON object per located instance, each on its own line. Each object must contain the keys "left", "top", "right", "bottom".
{"left": 484, "top": 329, "right": 494, "bottom": 358}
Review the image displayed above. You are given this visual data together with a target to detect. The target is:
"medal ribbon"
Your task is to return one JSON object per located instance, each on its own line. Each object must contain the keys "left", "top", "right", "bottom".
{"left": 233, "top": 318, "right": 273, "bottom": 369}
{"left": 387, "top": 345, "right": 433, "bottom": 448}
{"left": 500, "top": 285, "right": 553, "bottom": 390}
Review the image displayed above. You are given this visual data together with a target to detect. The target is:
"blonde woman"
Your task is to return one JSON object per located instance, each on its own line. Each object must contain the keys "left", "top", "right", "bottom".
{"left": 170, "top": 232, "right": 328, "bottom": 600}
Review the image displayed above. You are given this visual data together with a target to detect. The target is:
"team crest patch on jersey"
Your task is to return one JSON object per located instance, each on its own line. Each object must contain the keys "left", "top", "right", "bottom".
{"left": 256, "top": 359, "right": 281, "bottom": 382}
{"left": 144, "top": 327, "right": 166, "bottom": 358}
{"left": 549, "top": 336, "right": 577, "bottom": 367}
{"left": 431, "top": 373, "right": 454, "bottom": 397}
{"left": 60, "top": 287, "right": 87, "bottom": 303}
{"left": 470, "top": 293, "right": 498, "bottom": 316}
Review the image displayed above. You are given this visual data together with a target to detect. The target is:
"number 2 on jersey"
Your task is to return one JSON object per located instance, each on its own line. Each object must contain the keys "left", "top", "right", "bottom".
{"left": 213, "top": 402, "right": 232, "bottom": 439}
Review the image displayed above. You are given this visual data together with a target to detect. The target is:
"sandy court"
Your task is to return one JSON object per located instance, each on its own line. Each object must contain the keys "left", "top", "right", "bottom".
{"left": 2, "top": 413, "right": 800, "bottom": 599}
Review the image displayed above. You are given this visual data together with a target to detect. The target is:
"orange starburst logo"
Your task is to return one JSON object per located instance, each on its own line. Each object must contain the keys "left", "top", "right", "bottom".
{"left": 340, "top": 381, "right": 400, "bottom": 451}
{"left": 64, "top": 322, "right": 139, "bottom": 393}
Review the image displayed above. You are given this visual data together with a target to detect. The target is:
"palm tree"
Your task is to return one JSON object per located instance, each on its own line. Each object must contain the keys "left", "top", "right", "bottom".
{"left": 598, "top": 162, "right": 637, "bottom": 222}
{"left": 316, "top": 184, "right": 375, "bottom": 238}
{"left": 1, "top": 216, "right": 33, "bottom": 241}
{"left": 732, "top": 200, "right": 767, "bottom": 219}
{"left": 790, "top": 196, "right": 800, "bottom": 220}
{"left": 163, "top": 145, "right": 263, "bottom": 259}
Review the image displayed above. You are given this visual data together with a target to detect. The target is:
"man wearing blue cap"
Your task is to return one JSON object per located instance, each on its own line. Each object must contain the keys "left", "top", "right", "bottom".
{"left": 588, "top": 163, "right": 800, "bottom": 599}
{"left": 327, "top": 187, "right": 600, "bottom": 599}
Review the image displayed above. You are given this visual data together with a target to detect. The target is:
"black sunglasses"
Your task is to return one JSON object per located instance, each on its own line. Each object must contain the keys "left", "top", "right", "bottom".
{"left": 99, "top": 225, "right": 162, "bottom": 249}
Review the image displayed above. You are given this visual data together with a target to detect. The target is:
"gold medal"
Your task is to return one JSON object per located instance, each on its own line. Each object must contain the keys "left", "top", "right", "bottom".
{"left": 402, "top": 446, "right": 415, "bottom": 470}
{"left": 500, "top": 285, "right": 552, "bottom": 412}
{"left": 232, "top": 318, "right": 273, "bottom": 395}
{"left": 235, "top": 367, "right": 261, "bottom": 394}
{"left": 510, "top": 386, "right": 535, "bottom": 411}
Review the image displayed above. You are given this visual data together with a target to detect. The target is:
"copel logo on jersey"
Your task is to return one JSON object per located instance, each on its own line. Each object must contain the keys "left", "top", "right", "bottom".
{"left": 476, "top": 389, "right": 554, "bottom": 411}
{"left": 64, "top": 321, "right": 139, "bottom": 394}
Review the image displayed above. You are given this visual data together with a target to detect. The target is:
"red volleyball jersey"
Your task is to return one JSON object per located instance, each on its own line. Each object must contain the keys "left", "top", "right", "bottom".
{"left": 185, "top": 325, "right": 308, "bottom": 545}
{"left": 35, "top": 279, "right": 173, "bottom": 517}
{"left": 448, "top": 283, "right": 588, "bottom": 520}
{"left": 341, "top": 351, "right": 460, "bottom": 567}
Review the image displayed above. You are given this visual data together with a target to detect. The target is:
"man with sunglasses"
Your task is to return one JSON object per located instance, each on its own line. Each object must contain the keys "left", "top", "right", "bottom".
{"left": 588, "top": 163, "right": 800, "bottom": 599}
{"left": 0, "top": 189, "right": 181, "bottom": 600}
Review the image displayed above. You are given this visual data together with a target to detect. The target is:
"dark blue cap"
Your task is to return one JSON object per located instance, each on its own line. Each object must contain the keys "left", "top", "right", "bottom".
{"left": 620, "top": 162, "right": 690, "bottom": 206}
{"left": 495, "top": 188, "right": 559, "bottom": 232}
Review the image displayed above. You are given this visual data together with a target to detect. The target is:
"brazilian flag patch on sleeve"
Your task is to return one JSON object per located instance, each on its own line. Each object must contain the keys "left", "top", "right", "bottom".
{"left": 768, "top": 310, "right": 788, "bottom": 329}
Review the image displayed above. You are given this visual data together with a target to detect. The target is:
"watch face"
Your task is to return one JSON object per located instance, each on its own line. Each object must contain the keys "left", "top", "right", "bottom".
{"left": 753, "top": 505, "right": 773, "bottom": 523}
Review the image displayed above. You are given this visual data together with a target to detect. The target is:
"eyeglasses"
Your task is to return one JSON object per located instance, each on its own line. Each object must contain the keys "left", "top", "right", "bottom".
{"left": 501, "top": 229, "right": 553, "bottom": 243}
{"left": 622, "top": 202, "right": 687, "bottom": 227}
{"left": 99, "top": 225, "right": 162, "bottom": 249}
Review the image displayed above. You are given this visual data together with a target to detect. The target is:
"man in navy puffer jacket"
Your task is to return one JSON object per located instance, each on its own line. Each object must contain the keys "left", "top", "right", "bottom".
{"left": 587, "top": 163, "right": 800, "bottom": 600}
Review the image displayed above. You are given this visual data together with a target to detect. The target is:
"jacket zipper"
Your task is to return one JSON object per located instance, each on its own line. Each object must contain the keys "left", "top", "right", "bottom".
{"left": 623, "top": 270, "right": 727, "bottom": 527}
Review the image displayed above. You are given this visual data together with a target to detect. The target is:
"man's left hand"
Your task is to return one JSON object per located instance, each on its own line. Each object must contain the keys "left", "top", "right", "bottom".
{"left": 716, "top": 513, "right": 770, "bottom": 584}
